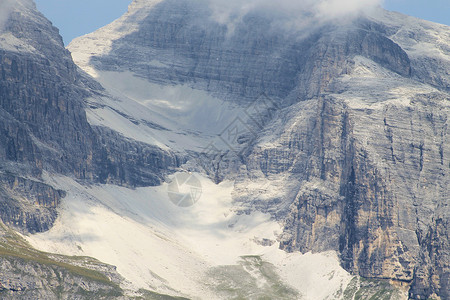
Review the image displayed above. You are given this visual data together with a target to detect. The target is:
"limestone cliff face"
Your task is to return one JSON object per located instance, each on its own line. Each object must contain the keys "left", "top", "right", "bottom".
{"left": 0, "top": 2, "right": 180, "bottom": 297}
{"left": 0, "top": 0, "right": 179, "bottom": 234}
{"left": 269, "top": 93, "right": 449, "bottom": 299}
{"left": 240, "top": 54, "right": 448, "bottom": 300}
{"left": 0, "top": 173, "right": 64, "bottom": 233}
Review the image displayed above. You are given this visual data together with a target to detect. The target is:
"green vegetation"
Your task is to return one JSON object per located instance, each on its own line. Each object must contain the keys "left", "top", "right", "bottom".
{"left": 343, "top": 277, "right": 360, "bottom": 299}
{"left": 206, "top": 255, "right": 299, "bottom": 300}
{"left": 0, "top": 222, "right": 123, "bottom": 297}
{"left": 343, "top": 276, "right": 405, "bottom": 300}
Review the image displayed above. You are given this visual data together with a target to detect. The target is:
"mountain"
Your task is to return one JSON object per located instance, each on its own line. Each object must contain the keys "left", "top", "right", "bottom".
{"left": 1, "top": 0, "right": 449, "bottom": 299}
{"left": 0, "top": 0, "right": 179, "bottom": 231}
{"left": 0, "top": 0, "right": 176, "bottom": 298}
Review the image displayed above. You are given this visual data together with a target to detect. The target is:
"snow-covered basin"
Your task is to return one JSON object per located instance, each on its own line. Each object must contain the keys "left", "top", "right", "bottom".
{"left": 26, "top": 172, "right": 352, "bottom": 299}
{"left": 85, "top": 70, "right": 253, "bottom": 153}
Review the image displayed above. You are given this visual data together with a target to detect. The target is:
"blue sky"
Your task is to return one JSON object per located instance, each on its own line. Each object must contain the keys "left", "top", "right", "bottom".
{"left": 35, "top": 0, "right": 449, "bottom": 45}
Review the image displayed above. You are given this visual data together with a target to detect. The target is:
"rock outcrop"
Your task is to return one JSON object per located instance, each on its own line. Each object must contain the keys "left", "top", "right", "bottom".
{"left": 0, "top": 173, "right": 64, "bottom": 233}
{"left": 0, "top": 220, "right": 125, "bottom": 300}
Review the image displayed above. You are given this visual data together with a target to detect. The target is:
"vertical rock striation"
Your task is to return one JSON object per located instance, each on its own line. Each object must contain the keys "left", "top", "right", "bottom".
{"left": 0, "top": 0, "right": 179, "bottom": 233}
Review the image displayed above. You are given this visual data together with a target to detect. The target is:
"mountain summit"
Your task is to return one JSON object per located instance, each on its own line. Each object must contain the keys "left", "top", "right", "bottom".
{"left": 0, "top": 0, "right": 449, "bottom": 299}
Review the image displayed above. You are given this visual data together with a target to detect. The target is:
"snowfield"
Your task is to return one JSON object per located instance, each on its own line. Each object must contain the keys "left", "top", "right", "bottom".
{"left": 26, "top": 172, "right": 353, "bottom": 299}
{"left": 85, "top": 70, "right": 246, "bottom": 154}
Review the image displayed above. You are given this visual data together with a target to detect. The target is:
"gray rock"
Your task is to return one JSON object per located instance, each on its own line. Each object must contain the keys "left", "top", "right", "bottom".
{"left": 0, "top": 0, "right": 180, "bottom": 233}
{"left": 0, "top": 173, "right": 65, "bottom": 233}
{"left": 0, "top": 2, "right": 180, "bottom": 298}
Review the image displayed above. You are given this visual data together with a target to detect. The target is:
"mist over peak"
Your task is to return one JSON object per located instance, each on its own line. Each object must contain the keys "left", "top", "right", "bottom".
{"left": 207, "top": 0, "right": 382, "bottom": 33}
{"left": 0, "top": 0, "right": 35, "bottom": 32}
{"left": 0, "top": 0, "right": 14, "bottom": 32}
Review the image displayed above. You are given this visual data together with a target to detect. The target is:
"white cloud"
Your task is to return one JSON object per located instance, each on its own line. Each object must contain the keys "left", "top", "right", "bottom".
{"left": 0, "top": 0, "right": 35, "bottom": 33}
{"left": 207, "top": 0, "right": 383, "bottom": 33}
{"left": 316, "top": 0, "right": 382, "bottom": 19}
{"left": 0, "top": 0, "right": 14, "bottom": 32}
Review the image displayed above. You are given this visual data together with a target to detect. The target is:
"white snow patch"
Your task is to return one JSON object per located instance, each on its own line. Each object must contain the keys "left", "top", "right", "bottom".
{"left": 85, "top": 70, "right": 249, "bottom": 153}
{"left": 68, "top": 0, "right": 163, "bottom": 73}
{"left": 370, "top": 9, "right": 450, "bottom": 62}
{"left": 0, "top": 32, "right": 37, "bottom": 54}
{"left": 267, "top": 250, "right": 351, "bottom": 300}
{"left": 26, "top": 172, "right": 352, "bottom": 299}
{"left": 337, "top": 56, "right": 439, "bottom": 109}
{"left": 94, "top": 71, "right": 240, "bottom": 135}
